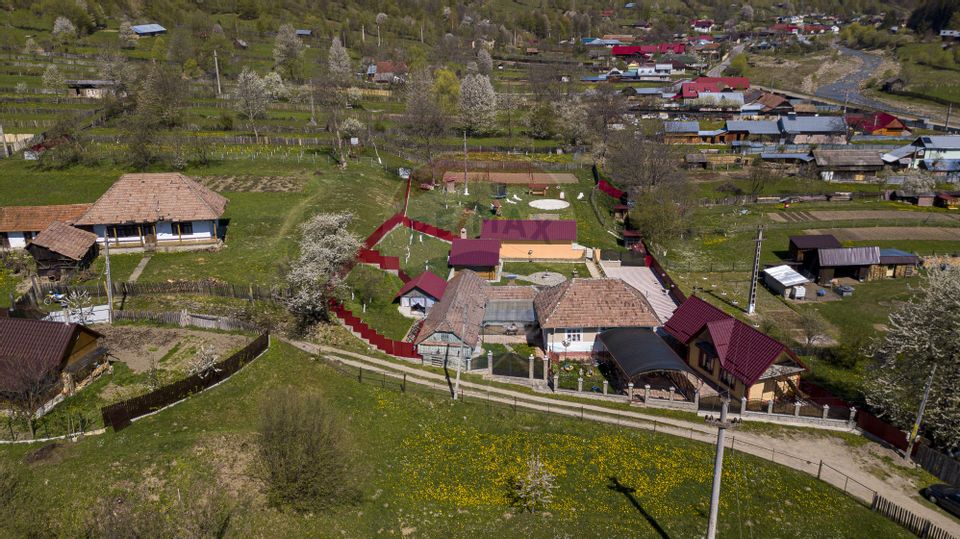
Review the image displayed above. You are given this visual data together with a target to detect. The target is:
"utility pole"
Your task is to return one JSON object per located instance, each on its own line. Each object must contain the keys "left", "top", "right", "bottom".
{"left": 705, "top": 399, "right": 738, "bottom": 539}
{"left": 103, "top": 236, "right": 114, "bottom": 324}
{"left": 463, "top": 130, "right": 469, "bottom": 196}
{"left": 213, "top": 50, "right": 222, "bottom": 96}
{"left": 308, "top": 79, "right": 317, "bottom": 126}
{"left": 905, "top": 363, "right": 938, "bottom": 461}
{"left": 946, "top": 103, "right": 953, "bottom": 132}
{"left": 747, "top": 225, "right": 763, "bottom": 315}
{"left": 0, "top": 122, "right": 8, "bottom": 158}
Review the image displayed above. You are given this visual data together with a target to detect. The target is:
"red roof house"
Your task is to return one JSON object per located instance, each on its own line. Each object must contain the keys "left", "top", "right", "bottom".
{"left": 612, "top": 43, "right": 686, "bottom": 57}
{"left": 449, "top": 239, "right": 501, "bottom": 277}
{"left": 394, "top": 271, "right": 448, "bottom": 313}
{"left": 844, "top": 112, "right": 908, "bottom": 136}
{"left": 680, "top": 77, "right": 750, "bottom": 99}
{"left": 480, "top": 219, "right": 577, "bottom": 242}
{"left": 663, "top": 296, "right": 805, "bottom": 400}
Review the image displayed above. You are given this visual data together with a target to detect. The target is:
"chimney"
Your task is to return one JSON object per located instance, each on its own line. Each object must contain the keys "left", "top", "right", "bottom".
{"left": 460, "top": 227, "right": 467, "bottom": 239}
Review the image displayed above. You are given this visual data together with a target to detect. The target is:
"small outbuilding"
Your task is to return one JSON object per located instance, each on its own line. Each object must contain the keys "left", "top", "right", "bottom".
{"left": 878, "top": 249, "right": 920, "bottom": 278}
{"left": 813, "top": 149, "right": 885, "bottom": 182}
{"left": 25, "top": 221, "right": 99, "bottom": 279}
{"left": 596, "top": 327, "right": 697, "bottom": 396}
{"left": 812, "top": 246, "right": 881, "bottom": 284}
{"left": 65, "top": 80, "right": 120, "bottom": 99}
{"left": 788, "top": 234, "right": 842, "bottom": 263}
{"left": 394, "top": 271, "right": 447, "bottom": 314}
{"left": 449, "top": 238, "right": 501, "bottom": 280}
{"left": 131, "top": 24, "right": 167, "bottom": 36}
{"left": 762, "top": 265, "right": 809, "bottom": 299}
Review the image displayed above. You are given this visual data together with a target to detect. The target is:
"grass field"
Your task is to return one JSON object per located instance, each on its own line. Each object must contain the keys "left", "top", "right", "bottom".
{"left": 0, "top": 340, "right": 912, "bottom": 537}
{"left": 375, "top": 227, "right": 452, "bottom": 278}
{"left": 342, "top": 264, "right": 412, "bottom": 341}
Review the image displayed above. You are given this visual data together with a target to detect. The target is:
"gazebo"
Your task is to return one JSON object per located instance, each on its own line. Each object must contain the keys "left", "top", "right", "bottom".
{"left": 596, "top": 328, "right": 698, "bottom": 400}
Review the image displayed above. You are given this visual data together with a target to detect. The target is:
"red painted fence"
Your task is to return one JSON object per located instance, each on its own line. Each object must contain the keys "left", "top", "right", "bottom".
{"left": 598, "top": 179, "right": 625, "bottom": 200}
{"left": 403, "top": 216, "right": 458, "bottom": 241}
{"left": 329, "top": 300, "right": 420, "bottom": 359}
{"left": 363, "top": 214, "right": 405, "bottom": 249}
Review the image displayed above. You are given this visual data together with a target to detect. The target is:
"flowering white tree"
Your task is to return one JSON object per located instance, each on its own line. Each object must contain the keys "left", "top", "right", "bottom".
{"left": 273, "top": 24, "right": 304, "bottom": 81}
{"left": 327, "top": 37, "right": 352, "bottom": 86}
{"left": 866, "top": 268, "right": 960, "bottom": 448}
{"left": 188, "top": 345, "right": 221, "bottom": 379}
{"left": 42, "top": 64, "right": 66, "bottom": 101}
{"left": 284, "top": 213, "right": 361, "bottom": 325}
{"left": 262, "top": 72, "right": 288, "bottom": 100}
{"left": 514, "top": 452, "right": 555, "bottom": 513}
{"left": 232, "top": 67, "right": 270, "bottom": 142}
{"left": 53, "top": 16, "right": 77, "bottom": 46}
{"left": 458, "top": 74, "right": 497, "bottom": 135}
{"left": 119, "top": 21, "right": 139, "bottom": 48}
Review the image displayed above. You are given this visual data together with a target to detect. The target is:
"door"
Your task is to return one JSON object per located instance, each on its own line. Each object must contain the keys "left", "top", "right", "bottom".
{"left": 144, "top": 224, "right": 157, "bottom": 246}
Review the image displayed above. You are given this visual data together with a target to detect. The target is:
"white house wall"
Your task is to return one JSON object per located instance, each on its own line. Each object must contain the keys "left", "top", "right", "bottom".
{"left": 5, "top": 231, "right": 28, "bottom": 249}
{"left": 93, "top": 220, "right": 216, "bottom": 244}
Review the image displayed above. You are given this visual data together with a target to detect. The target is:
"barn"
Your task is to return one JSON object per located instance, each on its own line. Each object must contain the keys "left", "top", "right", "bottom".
{"left": 25, "top": 222, "right": 99, "bottom": 279}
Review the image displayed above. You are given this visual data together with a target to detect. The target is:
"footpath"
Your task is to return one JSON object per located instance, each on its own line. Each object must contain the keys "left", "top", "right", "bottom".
{"left": 285, "top": 338, "right": 960, "bottom": 534}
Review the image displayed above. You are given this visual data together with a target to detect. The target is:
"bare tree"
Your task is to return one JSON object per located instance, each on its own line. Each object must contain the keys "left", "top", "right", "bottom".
{"left": 187, "top": 345, "right": 221, "bottom": 379}
{"left": 866, "top": 268, "right": 960, "bottom": 448}
{"left": 284, "top": 213, "right": 361, "bottom": 325}
{"left": 64, "top": 290, "right": 95, "bottom": 325}
{"left": 513, "top": 452, "right": 555, "bottom": 513}
{"left": 606, "top": 126, "right": 684, "bottom": 193}
{"left": 232, "top": 67, "right": 270, "bottom": 143}
{"left": 0, "top": 355, "right": 62, "bottom": 438}
{"left": 797, "top": 309, "right": 827, "bottom": 350}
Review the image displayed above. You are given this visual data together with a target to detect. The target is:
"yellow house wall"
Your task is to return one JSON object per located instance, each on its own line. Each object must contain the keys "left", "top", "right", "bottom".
{"left": 687, "top": 333, "right": 798, "bottom": 401}
{"left": 65, "top": 331, "right": 100, "bottom": 368}
{"left": 500, "top": 242, "right": 584, "bottom": 260}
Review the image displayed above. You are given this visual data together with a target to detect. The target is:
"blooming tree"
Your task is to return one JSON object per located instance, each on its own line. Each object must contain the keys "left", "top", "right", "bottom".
{"left": 514, "top": 452, "right": 555, "bottom": 513}
{"left": 53, "top": 17, "right": 77, "bottom": 46}
{"left": 327, "top": 37, "right": 352, "bottom": 86}
{"left": 284, "top": 213, "right": 361, "bottom": 325}
{"left": 458, "top": 73, "right": 497, "bottom": 135}
{"left": 866, "top": 268, "right": 960, "bottom": 448}
{"left": 273, "top": 24, "right": 304, "bottom": 81}
{"left": 232, "top": 67, "right": 270, "bottom": 142}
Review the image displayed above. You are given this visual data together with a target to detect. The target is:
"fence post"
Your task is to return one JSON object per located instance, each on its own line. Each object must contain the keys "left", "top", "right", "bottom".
{"left": 402, "top": 373, "right": 406, "bottom": 393}
{"left": 848, "top": 406, "right": 857, "bottom": 427}
{"left": 542, "top": 356, "right": 549, "bottom": 383}
{"left": 817, "top": 460, "right": 823, "bottom": 480}
{"left": 794, "top": 401, "right": 801, "bottom": 417}
{"left": 487, "top": 350, "right": 493, "bottom": 375}
{"left": 577, "top": 377, "right": 583, "bottom": 392}
{"left": 603, "top": 380, "right": 608, "bottom": 395}
{"left": 358, "top": 367, "right": 362, "bottom": 383}
{"left": 741, "top": 396, "right": 747, "bottom": 414}
{"left": 528, "top": 354, "right": 534, "bottom": 380}
{"left": 822, "top": 404, "right": 829, "bottom": 420}
{"left": 767, "top": 400, "right": 774, "bottom": 414}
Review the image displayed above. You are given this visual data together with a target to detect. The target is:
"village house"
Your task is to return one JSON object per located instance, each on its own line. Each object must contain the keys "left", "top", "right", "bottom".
{"left": 480, "top": 219, "right": 583, "bottom": 260}
{"left": 74, "top": 173, "right": 228, "bottom": 251}
{"left": 762, "top": 265, "right": 810, "bottom": 300}
{"left": 414, "top": 270, "right": 487, "bottom": 366}
{"left": 25, "top": 221, "right": 99, "bottom": 279}
{"left": 691, "top": 19, "right": 715, "bottom": 33}
{"left": 0, "top": 203, "right": 91, "bottom": 250}
{"left": 371, "top": 61, "right": 408, "bottom": 84}
{"left": 886, "top": 136, "right": 960, "bottom": 176}
{"left": 534, "top": 278, "right": 661, "bottom": 358}
{"left": 812, "top": 149, "right": 885, "bottom": 182}
{"left": 663, "top": 296, "right": 806, "bottom": 402}
{"left": 65, "top": 80, "right": 121, "bottom": 99}
{"left": 724, "top": 120, "right": 781, "bottom": 143}
{"left": 394, "top": 271, "right": 447, "bottom": 315}
{"left": 778, "top": 114, "right": 847, "bottom": 144}
{"left": 936, "top": 191, "right": 960, "bottom": 209}
{"left": 845, "top": 112, "right": 909, "bottom": 136}
{"left": 0, "top": 318, "right": 106, "bottom": 401}
{"left": 449, "top": 238, "right": 501, "bottom": 279}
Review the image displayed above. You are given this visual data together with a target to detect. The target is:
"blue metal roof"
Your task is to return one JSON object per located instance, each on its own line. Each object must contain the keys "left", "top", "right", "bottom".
{"left": 296, "top": 29, "right": 312, "bottom": 36}
{"left": 131, "top": 23, "right": 166, "bottom": 34}
{"left": 779, "top": 115, "right": 846, "bottom": 134}
{"left": 726, "top": 120, "right": 780, "bottom": 135}
{"left": 922, "top": 159, "right": 960, "bottom": 172}
{"left": 665, "top": 121, "right": 699, "bottom": 133}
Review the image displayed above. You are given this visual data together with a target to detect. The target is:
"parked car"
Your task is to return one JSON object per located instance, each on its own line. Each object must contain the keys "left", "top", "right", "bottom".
{"left": 923, "top": 484, "right": 960, "bottom": 517}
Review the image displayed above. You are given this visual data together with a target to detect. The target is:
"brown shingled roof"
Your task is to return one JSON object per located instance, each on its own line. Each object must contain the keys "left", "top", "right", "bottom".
{"left": 28, "top": 221, "right": 98, "bottom": 260}
{"left": 0, "top": 204, "right": 92, "bottom": 233}
{"left": 534, "top": 278, "right": 661, "bottom": 329}
{"left": 415, "top": 270, "right": 488, "bottom": 348}
{"left": 75, "top": 173, "right": 228, "bottom": 226}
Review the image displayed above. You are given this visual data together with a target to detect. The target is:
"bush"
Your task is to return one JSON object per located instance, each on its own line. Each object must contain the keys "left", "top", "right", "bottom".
{"left": 217, "top": 112, "right": 235, "bottom": 131}
{"left": 258, "top": 389, "right": 360, "bottom": 512}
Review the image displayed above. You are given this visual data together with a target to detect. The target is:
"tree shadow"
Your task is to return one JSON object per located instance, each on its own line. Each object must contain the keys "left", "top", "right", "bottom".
{"left": 607, "top": 476, "right": 670, "bottom": 539}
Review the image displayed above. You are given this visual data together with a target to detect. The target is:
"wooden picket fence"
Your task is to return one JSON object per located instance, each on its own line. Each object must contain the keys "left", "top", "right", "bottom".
{"left": 915, "top": 444, "right": 960, "bottom": 486}
{"left": 112, "top": 310, "right": 261, "bottom": 333}
{"left": 871, "top": 495, "right": 957, "bottom": 539}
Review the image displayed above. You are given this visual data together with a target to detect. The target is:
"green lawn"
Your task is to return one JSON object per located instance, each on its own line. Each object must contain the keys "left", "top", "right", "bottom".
{"left": 342, "top": 265, "right": 412, "bottom": 341}
{"left": 500, "top": 261, "right": 589, "bottom": 285}
{"left": 375, "top": 227, "right": 451, "bottom": 278}
{"left": 0, "top": 340, "right": 911, "bottom": 537}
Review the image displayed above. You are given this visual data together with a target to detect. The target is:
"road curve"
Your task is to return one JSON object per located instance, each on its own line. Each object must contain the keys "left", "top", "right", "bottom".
{"left": 815, "top": 45, "right": 912, "bottom": 115}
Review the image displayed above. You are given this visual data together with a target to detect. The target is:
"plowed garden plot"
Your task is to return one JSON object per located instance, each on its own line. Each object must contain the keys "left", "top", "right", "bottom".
{"left": 197, "top": 175, "right": 306, "bottom": 192}
{"left": 803, "top": 227, "right": 960, "bottom": 241}
{"left": 769, "top": 210, "right": 958, "bottom": 223}
{"left": 441, "top": 171, "right": 579, "bottom": 184}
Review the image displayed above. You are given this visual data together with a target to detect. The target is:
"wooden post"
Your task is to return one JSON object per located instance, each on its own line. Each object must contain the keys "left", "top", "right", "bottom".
{"left": 0, "top": 123, "right": 9, "bottom": 158}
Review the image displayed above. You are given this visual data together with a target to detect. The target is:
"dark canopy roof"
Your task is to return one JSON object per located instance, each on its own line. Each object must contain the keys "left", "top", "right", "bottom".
{"left": 598, "top": 328, "right": 693, "bottom": 379}
{"left": 789, "top": 234, "right": 842, "bottom": 250}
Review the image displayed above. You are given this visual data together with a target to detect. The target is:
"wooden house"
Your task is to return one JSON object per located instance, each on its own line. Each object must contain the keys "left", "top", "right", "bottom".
{"left": 534, "top": 278, "right": 661, "bottom": 358}
{"left": 809, "top": 247, "right": 881, "bottom": 284}
{"left": 414, "top": 271, "right": 487, "bottom": 366}
{"left": 0, "top": 318, "right": 106, "bottom": 400}
{"left": 25, "top": 222, "right": 98, "bottom": 279}
{"left": 663, "top": 296, "right": 805, "bottom": 402}
{"left": 813, "top": 149, "right": 885, "bottom": 182}
{"left": 394, "top": 271, "right": 447, "bottom": 315}
{"left": 449, "top": 239, "right": 501, "bottom": 280}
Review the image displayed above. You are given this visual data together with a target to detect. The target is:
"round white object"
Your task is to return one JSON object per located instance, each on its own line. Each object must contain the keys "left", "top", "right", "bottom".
{"left": 528, "top": 199, "right": 570, "bottom": 210}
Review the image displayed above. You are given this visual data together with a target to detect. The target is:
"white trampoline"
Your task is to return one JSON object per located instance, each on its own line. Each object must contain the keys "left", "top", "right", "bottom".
{"left": 528, "top": 199, "right": 570, "bottom": 210}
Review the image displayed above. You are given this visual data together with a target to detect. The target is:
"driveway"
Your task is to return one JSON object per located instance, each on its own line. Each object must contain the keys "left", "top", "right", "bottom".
{"left": 599, "top": 262, "right": 678, "bottom": 323}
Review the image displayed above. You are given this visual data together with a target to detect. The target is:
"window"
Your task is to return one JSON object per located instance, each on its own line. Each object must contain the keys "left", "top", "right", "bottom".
{"left": 719, "top": 369, "right": 737, "bottom": 388}
{"left": 176, "top": 221, "right": 194, "bottom": 236}
{"left": 698, "top": 349, "right": 715, "bottom": 373}
{"left": 109, "top": 225, "right": 139, "bottom": 238}
{"left": 564, "top": 329, "right": 582, "bottom": 342}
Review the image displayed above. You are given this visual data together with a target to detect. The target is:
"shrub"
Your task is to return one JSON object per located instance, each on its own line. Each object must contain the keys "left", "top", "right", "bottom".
{"left": 258, "top": 389, "right": 360, "bottom": 512}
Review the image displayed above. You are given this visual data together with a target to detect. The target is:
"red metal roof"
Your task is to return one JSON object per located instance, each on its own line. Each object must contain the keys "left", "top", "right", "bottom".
{"left": 664, "top": 296, "right": 791, "bottom": 387}
{"left": 845, "top": 112, "right": 904, "bottom": 134}
{"left": 449, "top": 238, "right": 501, "bottom": 267}
{"left": 681, "top": 77, "right": 750, "bottom": 99}
{"left": 0, "top": 319, "right": 101, "bottom": 392}
{"left": 612, "top": 43, "right": 686, "bottom": 56}
{"left": 481, "top": 220, "right": 577, "bottom": 242}
{"left": 394, "top": 271, "right": 448, "bottom": 301}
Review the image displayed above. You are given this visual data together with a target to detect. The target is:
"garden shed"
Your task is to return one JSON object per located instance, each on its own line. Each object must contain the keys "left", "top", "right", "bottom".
{"left": 394, "top": 271, "right": 447, "bottom": 314}
{"left": 762, "top": 265, "right": 808, "bottom": 299}
{"left": 812, "top": 247, "right": 881, "bottom": 284}
{"left": 25, "top": 222, "right": 99, "bottom": 279}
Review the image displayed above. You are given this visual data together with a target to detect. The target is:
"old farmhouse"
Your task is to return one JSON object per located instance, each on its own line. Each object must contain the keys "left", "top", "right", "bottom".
{"left": 74, "top": 173, "right": 228, "bottom": 251}
{"left": 0, "top": 204, "right": 91, "bottom": 250}
{"left": 414, "top": 270, "right": 488, "bottom": 366}
{"left": 25, "top": 221, "right": 99, "bottom": 278}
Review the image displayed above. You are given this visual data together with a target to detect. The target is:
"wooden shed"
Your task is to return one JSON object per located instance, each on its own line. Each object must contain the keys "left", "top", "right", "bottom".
{"left": 25, "top": 222, "right": 99, "bottom": 279}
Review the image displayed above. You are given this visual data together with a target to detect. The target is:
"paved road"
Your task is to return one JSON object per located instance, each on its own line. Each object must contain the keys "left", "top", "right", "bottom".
{"left": 706, "top": 44, "right": 744, "bottom": 77}
{"left": 814, "top": 45, "right": 913, "bottom": 116}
